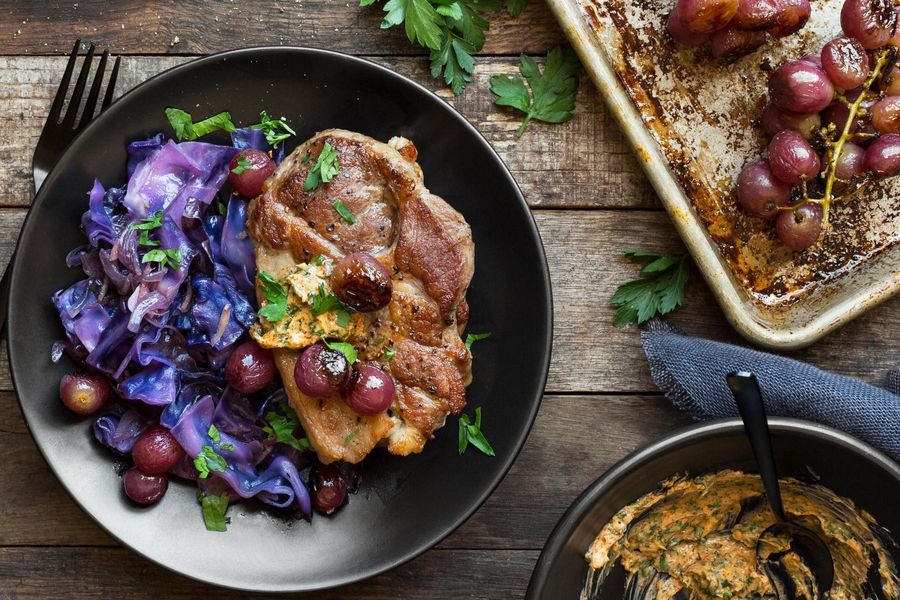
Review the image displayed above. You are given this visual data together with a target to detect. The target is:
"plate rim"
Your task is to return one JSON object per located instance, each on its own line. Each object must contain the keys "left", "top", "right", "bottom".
{"left": 7, "top": 45, "right": 554, "bottom": 592}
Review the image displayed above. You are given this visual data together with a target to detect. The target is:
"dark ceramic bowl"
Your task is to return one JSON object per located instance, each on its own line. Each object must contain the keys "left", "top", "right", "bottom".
{"left": 527, "top": 418, "right": 900, "bottom": 598}
{"left": 8, "top": 47, "right": 552, "bottom": 592}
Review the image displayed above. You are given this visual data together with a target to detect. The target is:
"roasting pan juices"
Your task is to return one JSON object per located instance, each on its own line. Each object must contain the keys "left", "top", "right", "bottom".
{"left": 548, "top": 0, "right": 900, "bottom": 348}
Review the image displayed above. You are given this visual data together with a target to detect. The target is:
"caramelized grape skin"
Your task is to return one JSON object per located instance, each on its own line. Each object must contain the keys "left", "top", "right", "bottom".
{"left": 123, "top": 468, "right": 168, "bottom": 505}
{"left": 677, "top": 0, "right": 739, "bottom": 33}
{"left": 132, "top": 425, "right": 186, "bottom": 475}
{"left": 294, "top": 343, "right": 351, "bottom": 398}
{"left": 734, "top": 0, "right": 780, "bottom": 30}
{"left": 668, "top": 5, "right": 712, "bottom": 46}
{"left": 736, "top": 159, "right": 792, "bottom": 218}
{"left": 775, "top": 203, "right": 823, "bottom": 251}
{"left": 311, "top": 464, "right": 348, "bottom": 515}
{"left": 769, "top": 61, "right": 834, "bottom": 114}
{"left": 762, "top": 103, "right": 820, "bottom": 139}
{"left": 711, "top": 27, "right": 766, "bottom": 59}
{"left": 225, "top": 341, "right": 276, "bottom": 394}
{"left": 834, "top": 143, "right": 867, "bottom": 179}
{"left": 59, "top": 373, "right": 110, "bottom": 415}
{"left": 329, "top": 252, "right": 392, "bottom": 312}
{"left": 864, "top": 133, "right": 900, "bottom": 176}
{"left": 883, "top": 65, "right": 900, "bottom": 95}
{"left": 871, "top": 96, "right": 900, "bottom": 134}
{"left": 768, "top": 0, "right": 811, "bottom": 37}
{"left": 228, "top": 149, "right": 275, "bottom": 198}
{"left": 821, "top": 37, "right": 870, "bottom": 90}
{"left": 767, "top": 130, "right": 821, "bottom": 185}
{"left": 343, "top": 363, "right": 395, "bottom": 416}
{"left": 841, "top": 0, "right": 897, "bottom": 49}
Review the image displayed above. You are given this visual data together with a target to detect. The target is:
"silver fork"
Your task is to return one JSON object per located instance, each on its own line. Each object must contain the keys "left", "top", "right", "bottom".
{"left": 0, "top": 40, "right": 121, "bottom": 331}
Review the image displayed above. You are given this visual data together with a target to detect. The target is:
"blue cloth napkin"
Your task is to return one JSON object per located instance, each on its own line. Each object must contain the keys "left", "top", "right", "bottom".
{"left": 641, "top": 319, "right": 900, "bottom": 463}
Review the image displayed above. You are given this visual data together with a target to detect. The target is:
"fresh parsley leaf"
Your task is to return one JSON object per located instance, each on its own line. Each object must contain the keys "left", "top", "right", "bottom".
{"left": 164, "top": 107, "right": 235, "bottom": 141}
{"left": 304, "top": 142, "right": 341, "bottom": 191}
{"left": 231, "top": 155, "right": 252, "bottom": 175}
{"left": 324, "top": 339, "right": 358, "bottom": 364}
{"left": 128, "top": 211, "right": 163, "bottom": 231}
{"left": 335, "top": 310, "right": 351, "bottom": 328}
{"left": 220, "top": 442, "right": 235, "bottom": 452}
{"left": 383, "top": 347, "right": 396, "bottom": 360}
{"left": 311, "top": 255, "right": 325, "bottom": 266}
{"left": 207, "top": 424, "right": 221, "bottom": 444}
{"left": 610, "top": 251, "right": 691, "bottom": 327}
{"left": 333, "top": 200, "right": 356, "bottom": 224}
{"left": 141, "top": 248, "right": 182, "bottom": 270}
{"left": 252, "top": 110, "right": 297, "bottom": 147}
{"left": 458, "top": 406, "right": 495, "bottom": 456}
{"left": 262, "top": 408, "right": 310, "bottom": 452}
{"left": 344, "top": 429, "right": 359, "bottom": 446}
{"left": 381, "top": 0, "right": 444, "bottom": 50}
{"left": 257, "top": 270, "right": 288, "bottom": 322}
{"left": 430, "top": 30, "right": 477, "bottom": 95}
{"left": 197, "top": 491, "right": 230, "bottom": 532}
{"left": 193, "top": 445, "right": 228, "bottom": 479}
{"left": 310, "top": 284, "right": 351, "bottom": 317}
{"left": 490, "top": 46, "right": 581, "bottom": 138}
{"left": 464, "top": 331, "right": 491, "bottom": 349}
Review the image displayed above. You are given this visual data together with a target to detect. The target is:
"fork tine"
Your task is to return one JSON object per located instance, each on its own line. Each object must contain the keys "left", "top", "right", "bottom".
{"left": 77, "top": 50, "right": 108, "bottom": 132}
{"left": 61, "top": 43, "right": 95, "bottom": 129}
{"left": 102, "top": 56, "right": 121, "bottom": 111}
{"left": 48, "top": 39, "right": 81, "bottom": 124}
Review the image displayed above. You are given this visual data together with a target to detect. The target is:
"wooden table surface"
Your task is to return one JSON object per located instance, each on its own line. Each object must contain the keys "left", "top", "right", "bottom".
{"left": 1, "top": 2, "right": 899, "bottom": 598}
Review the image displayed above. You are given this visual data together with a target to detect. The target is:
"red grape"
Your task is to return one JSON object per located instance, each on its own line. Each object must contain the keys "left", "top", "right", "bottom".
{"left": 711, "top": 26, "right": 766, "bottom": 59}
{"left": 343, "top": 363, "right": 395, "bottom": 416}
{"left": 799, "top": 52, "right": 823, "bottom": 68}
{"left": 762, "top": 103, "right": 820, "bottom": 139}
{"left": 736, "top": 159, "right": 792, "bottom": 218}
{"left": 329, "top": 252, "right": 392, "bottom": 312}
{"left": 871, "top": 96, "right": 900, "bottom": 133}
{"left": 228, "top": 149, "right": 276, "bottom": 198}
{"left": 132, "top": 425, "right": 186, "bottom": 475}
{"left": 668, "top": 4, "right": 712, "bottom": 46}
{"left": 841, "top": 0, "right": 897, "bottom": 49}
{"left": 821, "top": 37, "right": 870, "bottom": 90}
{"left": 734, "top": 0, "right": 780, "bottom": 29}
{"left": 864, "top": 133, "right": 900, "bottom": 176}
{"left": 225, "top": 341, "right": 275, "bottom": 394}
{"left": 775, "top": 203, "right": 823, "bottom": 251}
{"left": 295, "top": 343, "right": 351, "bottom": 398}
{"left": 59, "top": 373, "right": 110, "bottom": 415}
{"left": 123, "top": 468, "right": 168, "bottom": 505}
{"left": 311, "top": 464, "right": 348, "bottom": 515}
{"left": 677, "top": 0, "right": 739, "bottom": 33}
{"left": 769, "top": 60, "right": 834, "bottom": 114}
{"left": 768, "top": 0, "right": 811, "bottom": 38}
{"left": 887, "top": 7, "right": 900, "bottom": 47}
{"left": 768, "top": 130, "right": 821, "bottom": 184}
{"left": 883, "top": 65, "right": 900, "bottom": 95}
{"left": 833, "top": 143, "right": 867, "bottom": 179}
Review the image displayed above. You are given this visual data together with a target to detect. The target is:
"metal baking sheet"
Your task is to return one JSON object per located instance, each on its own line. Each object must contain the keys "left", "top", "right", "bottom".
{"left": 548, "top": 0, "right": 900, "bottom": 348}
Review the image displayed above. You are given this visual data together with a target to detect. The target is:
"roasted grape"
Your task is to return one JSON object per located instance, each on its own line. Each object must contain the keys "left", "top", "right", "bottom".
{"left": 821, "top": 37, "right": 870, "bottom": 89}
{"left": 736, "top": 159, "right": 792, "bottom": 218}
{"left": 767, "top": 0, "right": 811, "bottom": 37}
{"left": 225, "top": 341, "right": 276, "bottom": 393}
{"left": 734, "top": 0, "right": 780, "bottom": 30}
{"left": 59, "top": 372, "right": 110, "bottom": 415}
{"left": 768, "top": 130, "right": 821, "bottom": 184}
{"left": 775, "top": 203, "right": 823, "bottom": 251}
{"left": 833, "top": 143, "right": 867, "bottom": 179}
{"left": 769, "top": 60, "right": 834, "bottom": 114}
{"left": 677, "top": 0, "right": 739, "bottom": 33}
{"left": 871, "top": 96, "right": 900, "bottom": 133}
{"left": 841, "top": 0, "right": 897, "bottom": 49}
{"left": 762, "top": 103, "right": 820, "bottom": 139}
{"left": 864, "top": 133, "right": 900, "bottom": 175}
{"left": 329, "top": 252, "right": 392, "bottom": 312}
{"left": 123, "top": 468, "right": 168, "bottom": 505}
{"left": 668, "top": 4, "right": 712, "bottom": 46}
{"left": 294, "top": 343, "right": 351, "bottom": 398}
{"left": 311, "top": 463, "right": 348, "bottom": 515}
{"left": 343, "top": 363, "right": 395, "bottom": 416}
{"left": 132, "top": 425, "right": 186, "bottom": 475}
{"left": 711, "top": 26, "right": 766, "bottom": 58}
{"left": 228, "top": 149, "right": 276, "bottom": 198}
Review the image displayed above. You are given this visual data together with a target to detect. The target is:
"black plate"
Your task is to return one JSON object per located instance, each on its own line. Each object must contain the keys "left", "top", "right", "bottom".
{"left": 526, "top": 418, "right": 900, "bottom": 598}
{"left": 7, "top": 47, "right": 552, "bottom": 592}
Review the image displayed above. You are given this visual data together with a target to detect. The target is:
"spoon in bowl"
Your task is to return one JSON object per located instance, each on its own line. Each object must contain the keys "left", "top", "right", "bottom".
{"left": 726, "top": 371, "right": 835, "bottom": 598}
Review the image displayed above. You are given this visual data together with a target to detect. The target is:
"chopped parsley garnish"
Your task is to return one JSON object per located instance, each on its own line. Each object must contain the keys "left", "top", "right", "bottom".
{"left": 310, "top": 284, "right": 353, "bottom": 328}
{"left": 262, "top": 406, "right": 310, "bottom": 452}
{"left": 343, "top": 429, "right": 359, "bottom": 446}
{"left": 251, "top": 110, "right": 297, "bottom": 147}
{"left": 311, "top": 255, "right": 325, "bottom": 266}
{"left": 304, "top": 142, "right": 341, "bottom": 191}
{"left": 464, "top": 331, "right": 491, "bottom": 349}
{"left": 257, "top": 270, "right": 288, "bottom": 322}
{"left": 458, "top": 406, "right": 495, "bottom": 456}
{"left": 333, "top": 200, "right": 356, "bottom": 224}
{"left": 164, "top": 107, "right": 236, "bottom": 141}
{"left": 230, "top": 155, "right": 252, "bottom": 175}
{"left": 324, "top": 339, "right": 358, "bottom": 364}
{"left": 490, "top": 46, "right": 581, "bottom": 138}
{"left": 197, "top": 491, "right": 230, "bottom": 532}
{"left": 611, "top": 251, "right": 691, "bottom": 327}
{"left": 193, "top": 445, "right": 228, "bottom": 479}
{"left": 129, "top": 210, "right": 164, "bottom": 247}
{"left": 383, "top": 347, "right": 396, "bottom": 360}
{"left": 141, "top": 248, "right": 183, "bottom": 270}
{"left": 207, "top": 424, "right": 221, "bottom": 443}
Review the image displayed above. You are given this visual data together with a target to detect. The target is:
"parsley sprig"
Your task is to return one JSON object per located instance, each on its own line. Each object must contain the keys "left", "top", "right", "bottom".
{"left": 164, "top": 107, "right": 236, "bottom": 141}
{"left": 310, "top": 284, "right": 353, "bottom": 327}
{"left": 464, "top": 331, "right": 491, "bottom": 349}
{"left": 304, "top": 142, "right": 341, "bottom": 191}
{"left": 262, "top": 405, "right": 310, "bottom": 452}
{"left": 490, "top": 46, "right": 581, "bottom": 138}
{"left": 611, "top": 251, "right": 691, "bottom": 327}
{"left": 257, "top": 270, "right": 289, "bottom": 323}
{"left": 361, "top": 0, "right": 529, "bottom": 95}
{"left": 251, "top": 110, "right": 297, "bottom": 147}
{"left": 324, "top": 339, "right": 358, "bottom": 364}
{"left": 231, "top": 156, "right": 252, "bottom": 175}
{"left": 141, "top": 248, "right": 183, "bottom": 270}
{"left": 193, "top": 445, "right": 228, "bottom": 479}
{"left": 128, "top": 210, "right": 163, "bottom": 247}
{"left": 197, "top": 491, "right": 230, "bottom": 532}
{"left": 458, "top": 406, "right": 495, "bottom": 456}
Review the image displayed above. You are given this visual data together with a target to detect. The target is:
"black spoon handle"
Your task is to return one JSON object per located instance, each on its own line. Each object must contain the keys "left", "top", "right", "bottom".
{"left": 726, "top": 371, "right": 786, "bottom": 521}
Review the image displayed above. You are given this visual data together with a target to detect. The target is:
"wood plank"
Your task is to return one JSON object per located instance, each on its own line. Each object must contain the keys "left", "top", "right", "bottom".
{"left": 0, "top": 55, "right": 654, "bottom": 210}
{"left": 0, "top": 546, "right": 538, "bottom": 599}
{"left": 3, "top": 0, "right": 566, "bottom": 56}
{"left": 0, "top": 208, "right": 898, "bottom": 393}
{"left": 0, "top": 392, "right": 687, "bottom": 548}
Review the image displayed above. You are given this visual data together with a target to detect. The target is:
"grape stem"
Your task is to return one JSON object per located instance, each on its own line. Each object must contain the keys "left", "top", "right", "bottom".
{"left": 817, "top": 48, "right": 894, "bottom": 225}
